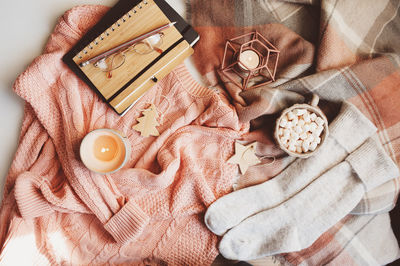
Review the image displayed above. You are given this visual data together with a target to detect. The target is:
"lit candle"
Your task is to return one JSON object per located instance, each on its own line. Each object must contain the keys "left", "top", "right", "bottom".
{"left": 238, "top": 49, "right": 260, "bottom": 70}
{"left": 80, "top": 129, "right": 130, "bottom": 174}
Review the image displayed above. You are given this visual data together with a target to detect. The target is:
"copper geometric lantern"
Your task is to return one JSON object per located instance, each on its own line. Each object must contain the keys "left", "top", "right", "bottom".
{"left": 220, "top": 31, "right": 280, "bottom": 90}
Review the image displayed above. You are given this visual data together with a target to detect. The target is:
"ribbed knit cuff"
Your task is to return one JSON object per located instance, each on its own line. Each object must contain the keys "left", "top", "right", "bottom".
{"left": 14, "top": 172, "right": 54, "bottom": 219}
{"left": 346, "top": 138, "right": 400, "bottom": 192}
{"left": 104, "top": 200, "right": 150, "bottom": 244}
{"left": 329, "top": 102, "right": 377, "bottom": 152}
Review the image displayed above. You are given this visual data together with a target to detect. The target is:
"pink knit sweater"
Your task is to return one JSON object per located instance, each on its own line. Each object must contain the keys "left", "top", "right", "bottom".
{"left": 0, "top": 6, "right": 246, "bottom": 265}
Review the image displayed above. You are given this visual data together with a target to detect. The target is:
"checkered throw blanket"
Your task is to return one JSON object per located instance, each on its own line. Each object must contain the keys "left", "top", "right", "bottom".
{"left": 186, "top": 0, "right": 400, "bottom": 265}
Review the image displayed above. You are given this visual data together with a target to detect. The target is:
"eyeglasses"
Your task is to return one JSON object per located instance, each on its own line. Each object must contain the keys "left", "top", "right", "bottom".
{"left": 93, "top": 32, "right": 164, "bottom": 78}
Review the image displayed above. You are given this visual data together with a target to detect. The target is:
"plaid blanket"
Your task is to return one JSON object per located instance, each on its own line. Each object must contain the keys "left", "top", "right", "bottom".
{"left": 186, "top": 0, "right": 400, "bottom": 265}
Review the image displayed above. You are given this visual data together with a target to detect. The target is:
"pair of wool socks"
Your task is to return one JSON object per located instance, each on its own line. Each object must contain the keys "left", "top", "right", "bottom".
{"left": 205, "top": 102, "right": 399, "bottom": 260}
{"left": 205, "top": 102, "right": 375, "bottom": 236}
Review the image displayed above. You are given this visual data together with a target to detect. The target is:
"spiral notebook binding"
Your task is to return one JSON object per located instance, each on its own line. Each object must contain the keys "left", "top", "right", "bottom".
{"left": 76, "top": 0, "right": 149, "bottom": 60}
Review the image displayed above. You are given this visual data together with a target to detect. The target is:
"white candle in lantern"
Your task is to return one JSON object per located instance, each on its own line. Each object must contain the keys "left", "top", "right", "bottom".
{"left": 238, "top": 49, "right": 260, "bottom": 70}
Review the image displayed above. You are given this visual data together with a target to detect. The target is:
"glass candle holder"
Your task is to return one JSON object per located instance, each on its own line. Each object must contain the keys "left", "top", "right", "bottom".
{"left": 80, "top": 128, "right": 131, "bottom": 174}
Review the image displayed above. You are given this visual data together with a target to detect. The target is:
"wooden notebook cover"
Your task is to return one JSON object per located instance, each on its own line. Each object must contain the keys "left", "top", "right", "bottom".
{"left": 63, "top": 0, "right": 198, "bottom": 115}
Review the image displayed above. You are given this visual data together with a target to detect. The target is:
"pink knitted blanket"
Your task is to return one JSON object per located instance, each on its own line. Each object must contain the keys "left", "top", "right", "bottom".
{"left": 0, "top": 6, "right": 246, "bottom": 265}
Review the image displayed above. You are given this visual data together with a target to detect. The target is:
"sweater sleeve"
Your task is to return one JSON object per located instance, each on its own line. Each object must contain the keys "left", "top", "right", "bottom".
{"left": 12, "top": 106, "right": 90, "bottom": 218}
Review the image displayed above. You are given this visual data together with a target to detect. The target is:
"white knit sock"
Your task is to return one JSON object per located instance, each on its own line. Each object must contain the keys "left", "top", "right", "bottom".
{"left": 219, "top": 138, "right": 400, "bottom": 260}
{"left": 205, "top": 102, "right": 377, "bottom": 235}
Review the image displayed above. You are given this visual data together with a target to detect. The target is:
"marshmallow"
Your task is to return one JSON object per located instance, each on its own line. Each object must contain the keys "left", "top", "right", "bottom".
{"left": 303, "top": 137, "right": 311, "bottom": 146}
{"left": 296, "top": 146, "right": 302, "bottom": 153}
{"left": 302, "top": 141, "right": 310, "bottom": 153}
{"left": 292, "top": 116, "right": 299, "bottom": 125}
{"left": 287, "top": 111, "right": 296, "bottom": 120}
{"left": 291, "top": 132, "right": 299, "bottom": 140}
{"left": 305, "top": 134, "right": 314, "bottom": 143}
{"left": 288, "top": 145, "right": 296, "bottom": 152}
{"left": 310, "top": 113, "right": 317, "bottom": 121}
{"left": 278, "top": 128, "right": 284, "bottom": 136}
{"left": 298, "top": 119, "right": 305, "bottom": 127}
{"left": 316, "top": 126, "right": 324, "bottom": 136}
{"left": 284, "top": 143, "right": 290, "bottom": 149}
{"left": 309, "top": 141, "right": 318, "bottom": 151}
{"left": 294, "top": 125, "right": 302, "bottom": 134}
{"left": 283, "top": 128, "right": 291, "bottom": 137}
{"left": 300, "top": 132, "right": 308, "bottom": 140}
{"left": 283, "top": 136, "right": 290, "bottom": 144}
{"left": 289, "top": 138, "right": 297, "bottom": 146}
{"left": 316, "top": 136, "right": 321, "bottom": 144}
{"left": 309, "top": 122, "right": 317, "bottom": 132}
{"left": 280, "top": 118, "right": 288, "bottom": 128}
{"left": 286, "top": 121, "right": 293, "bottom": 128}
{"left": 303, "top": 113, "right": 311, "bottom": 123}
{"left": 282, "top": 139, "right": 289, "bottom": 148}
{"left": 294, "top": 109, "right": 307, "bottom": 116}
{"left": 316, "top": 117, "right": 324, "bottom": 126}
{"left": 303, "top": 124, "right": 310, "bottom": 133}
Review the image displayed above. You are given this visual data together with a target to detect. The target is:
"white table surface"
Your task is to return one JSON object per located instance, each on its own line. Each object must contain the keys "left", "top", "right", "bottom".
{"left": 0, "top": 0, "right": 203, "bottom": 201}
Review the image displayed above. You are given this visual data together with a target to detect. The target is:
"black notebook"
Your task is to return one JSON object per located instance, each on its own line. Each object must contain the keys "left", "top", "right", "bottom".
{"left": 63, "top": 0, "right": 199, "bottom": 115}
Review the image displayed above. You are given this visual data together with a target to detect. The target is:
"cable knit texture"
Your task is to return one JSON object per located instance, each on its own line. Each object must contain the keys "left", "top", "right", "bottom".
{"left": 0, "top": 5, "right": 246, "bottom": 265}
